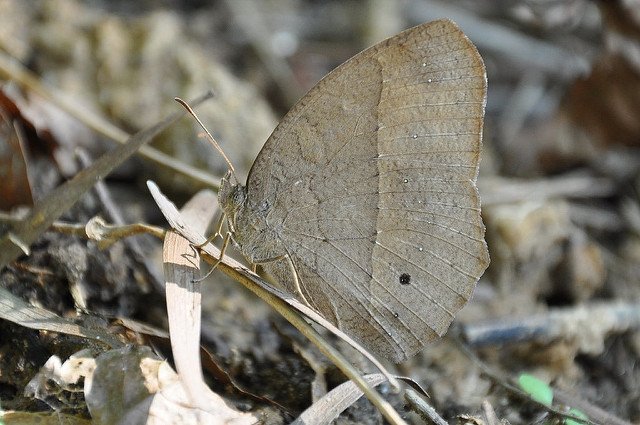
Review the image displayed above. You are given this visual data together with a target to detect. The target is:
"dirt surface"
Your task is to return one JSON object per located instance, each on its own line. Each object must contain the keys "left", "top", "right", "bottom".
{"left": 1, "top": 1, "right": 639, "bottom": 424}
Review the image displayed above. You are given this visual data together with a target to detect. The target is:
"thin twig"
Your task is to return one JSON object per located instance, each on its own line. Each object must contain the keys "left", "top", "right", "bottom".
{"left": 0, "top": 211, "right": 165, "bottom": 242}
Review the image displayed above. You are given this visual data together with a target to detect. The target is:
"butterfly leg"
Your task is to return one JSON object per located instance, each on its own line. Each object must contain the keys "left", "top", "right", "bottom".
{"left": 196, "top": 212, "right": 226, "bottom": 249}
{"left": 253, "top": 254, "right": 315, "bottom": 310}
{"left": 193, "top": 230, "right": 232, "bottom": 282}
{"left": 285, "top": 254, "right": 313, "bottom": 309}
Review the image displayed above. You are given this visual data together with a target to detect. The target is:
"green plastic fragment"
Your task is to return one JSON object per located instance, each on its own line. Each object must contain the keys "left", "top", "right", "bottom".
{"left": 517, "top": 373, "right": 554, "bottom": 406}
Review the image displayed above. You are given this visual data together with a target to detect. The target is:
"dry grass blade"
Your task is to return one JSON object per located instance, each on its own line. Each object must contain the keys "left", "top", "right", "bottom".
{"left": 292, "top": 374, "right": 431, "bottom": 425}
{"left": 0, "top": 92, "right": 212, "bottom": 271}
{"left": 0, "top": 411, "right": 91, "bottom": 424}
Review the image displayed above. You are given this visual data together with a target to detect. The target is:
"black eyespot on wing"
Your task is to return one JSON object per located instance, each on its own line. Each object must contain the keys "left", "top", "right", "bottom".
{"left": 399, "top": 273, "right": 411, "bottom": 285}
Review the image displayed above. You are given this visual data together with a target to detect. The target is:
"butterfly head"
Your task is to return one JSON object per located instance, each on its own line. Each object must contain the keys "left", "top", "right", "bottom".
{"left": 218, "top": 170, "right": 247, "bottom": 233}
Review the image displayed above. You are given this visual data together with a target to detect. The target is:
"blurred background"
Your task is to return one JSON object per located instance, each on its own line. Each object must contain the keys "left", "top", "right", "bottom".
{"left": 1, "top": 0, "right": 639, "bottom": 423}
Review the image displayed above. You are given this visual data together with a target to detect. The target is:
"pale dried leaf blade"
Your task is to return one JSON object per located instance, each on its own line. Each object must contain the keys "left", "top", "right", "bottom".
{"left": 292, "top": 374, "right": 387, "bottom": 425}
{"left": 147, "top": 180, "right": 206, "bottom": 245}
{"left": 179, "top": 189, "right": 219, "bottom": 228}
{"left": 163, "top": 231, "right": 206, "bottom": 406}
{"left": 162, "top": 188, "right": 218, "bottom": 408}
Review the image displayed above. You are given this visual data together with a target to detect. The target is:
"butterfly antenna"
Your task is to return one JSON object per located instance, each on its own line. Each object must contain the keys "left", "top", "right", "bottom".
{"left": 174, "top": 97, "right": 238, "bottom": 182}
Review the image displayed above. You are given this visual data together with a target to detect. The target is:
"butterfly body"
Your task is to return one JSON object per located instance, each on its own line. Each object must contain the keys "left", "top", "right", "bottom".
{"left": 219, "top": 176, "right": 285, "bottom": 264}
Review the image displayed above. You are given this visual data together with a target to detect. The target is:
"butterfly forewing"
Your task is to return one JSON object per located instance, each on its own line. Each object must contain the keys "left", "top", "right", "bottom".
{"left": 239, "top": 19, "right": 489, "bottom": 362}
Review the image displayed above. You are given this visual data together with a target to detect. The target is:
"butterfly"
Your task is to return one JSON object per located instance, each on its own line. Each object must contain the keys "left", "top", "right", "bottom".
{"left": 218, "top": 19, "right": 489, "bottom": 362}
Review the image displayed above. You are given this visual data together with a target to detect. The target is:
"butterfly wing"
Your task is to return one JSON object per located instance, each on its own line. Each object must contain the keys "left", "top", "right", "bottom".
{"left": 244, "top": 19, "right": 489, "bottom": 362}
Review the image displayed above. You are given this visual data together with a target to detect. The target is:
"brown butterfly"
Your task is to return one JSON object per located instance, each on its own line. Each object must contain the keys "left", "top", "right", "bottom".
{"left": 219, "top": 19, "right": 489, "bottom": 362}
